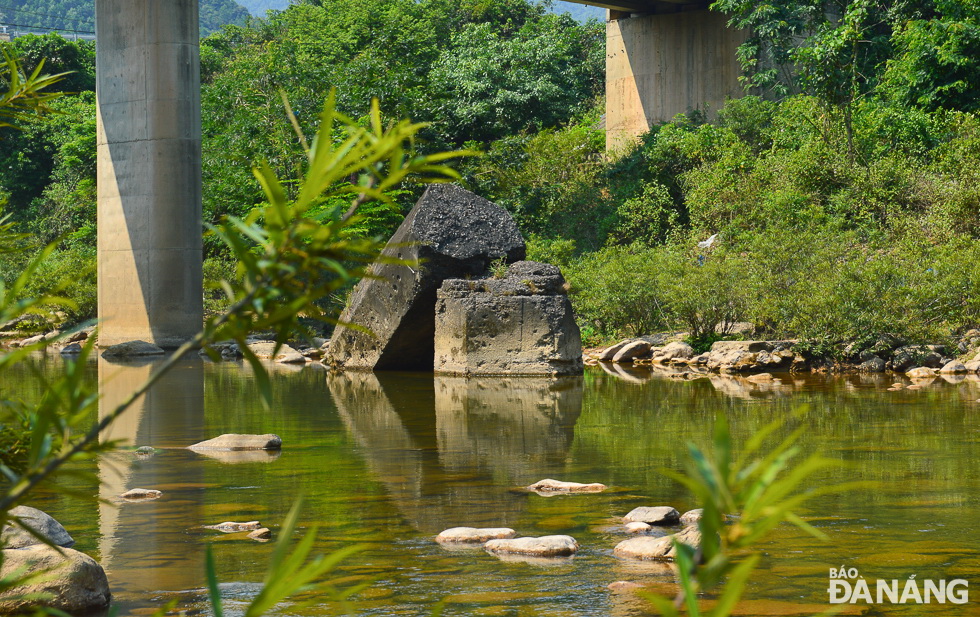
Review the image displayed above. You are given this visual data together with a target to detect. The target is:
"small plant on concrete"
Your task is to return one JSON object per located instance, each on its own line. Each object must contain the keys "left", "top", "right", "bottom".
{"left": 490, "top": 257, "right": 508, "bottom": 279}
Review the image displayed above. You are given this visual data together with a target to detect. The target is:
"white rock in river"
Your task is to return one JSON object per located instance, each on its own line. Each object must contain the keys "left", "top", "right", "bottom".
{"left": 120, "top": 488, "right": 162, "bottom": 500}
{"left": 679, "top": 509, "right": 703, "bottom": 525}
{"left": 484, "top": 535, "right": 579, "bottom": 557}
{"left": 624, "top": 522, "right": 652, "bottom": 534}
{"left": 188, "top": 434, "right": 282, "bottom": 451}
{"left": 435, "top": 527, "right": 517, "bottom": 543}
{"left": 614, "top": 526, "right": 702, "bottom": 561}
{"left": 525, "top": 479, "right": 606, "bottom": 493}
{"left": 623, "top": 506, "right": 680, "bottom": 525}
{"left": 0, "top": 545, "right": 110, "bottom": 613}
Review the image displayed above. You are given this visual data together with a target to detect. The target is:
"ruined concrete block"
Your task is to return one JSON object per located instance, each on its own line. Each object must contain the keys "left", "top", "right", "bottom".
{"left": 327, "top": 185, "right": 525, "bottom": 371}
{"left": 434, "top": 262, "right": 583, "bottom": 376}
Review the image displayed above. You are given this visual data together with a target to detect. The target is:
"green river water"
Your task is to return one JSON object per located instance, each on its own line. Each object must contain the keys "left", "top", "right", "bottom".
{"left": 4, "top": 354, "right": 980, "bottom": 616}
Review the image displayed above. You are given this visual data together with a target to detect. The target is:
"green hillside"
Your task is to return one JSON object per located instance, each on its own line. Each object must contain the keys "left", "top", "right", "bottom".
{"left": 0, "top": 0, "right": 250, "bottom": 36}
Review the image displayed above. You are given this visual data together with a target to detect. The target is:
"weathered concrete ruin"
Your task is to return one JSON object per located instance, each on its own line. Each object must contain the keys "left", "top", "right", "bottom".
{"left": 435, "top": 262, "right": 583, "bottom": 376}
{"left": 327, "top": 185, "right": 582, "bottom": 375}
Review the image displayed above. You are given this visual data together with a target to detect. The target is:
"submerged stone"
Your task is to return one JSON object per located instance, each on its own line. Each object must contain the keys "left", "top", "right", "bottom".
{"left": 435, "top": 527, "right": 517, "bottom": 544}
{"left": 525, "top": 479, "right": 606, "bottom": 493}
{"left": 101, "top": 340, "right": 164, "bottom": 358}
{"left": 188, "top": 434, "right": 282, "bottom": 451}
{"left": 614, "top": 526, "right": 702, "bottom": 561}
{"left": 119, "top": 488, "right": 162, "bottom": 500}
{"left": 484, "top": 535, "right": 579, "bottom": 557}
{"left": 204, "top": 521, "right": 262, "bottom": 533}
{"left": 623, "top": 506, "right": 680, "bottom": 525}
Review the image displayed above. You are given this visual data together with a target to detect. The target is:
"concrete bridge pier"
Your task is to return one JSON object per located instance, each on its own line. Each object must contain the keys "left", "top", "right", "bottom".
{"left": 601, "top": 3, "right": 748, "bottom": 150}
{"left": 96, "top": 0, "right": 203, "bottom": 348}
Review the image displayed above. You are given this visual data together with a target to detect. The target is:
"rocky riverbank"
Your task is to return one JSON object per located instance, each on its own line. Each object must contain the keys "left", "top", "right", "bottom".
{"left": 585, "top": 330, "right": 980, "bottom": 378}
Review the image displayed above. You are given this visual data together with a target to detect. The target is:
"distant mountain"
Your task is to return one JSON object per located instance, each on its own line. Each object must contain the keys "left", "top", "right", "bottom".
{"left": 0, "top": 0, "right": 250, "bottom": 36}
{"left": 235, "top": 0, "right": 605, "bottom": 22}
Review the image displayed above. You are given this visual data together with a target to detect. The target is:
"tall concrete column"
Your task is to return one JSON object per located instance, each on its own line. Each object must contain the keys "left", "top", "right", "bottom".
{"left": 96, "top": 0, "right": 203, "bottom": 348}
{"left": 605, "top": 9, "right": 748, "bottom": 151}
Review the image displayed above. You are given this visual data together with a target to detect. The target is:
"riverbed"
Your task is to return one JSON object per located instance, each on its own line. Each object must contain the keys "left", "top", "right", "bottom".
{"left": 6, "top": 355, "right": 980, "bottom": 616}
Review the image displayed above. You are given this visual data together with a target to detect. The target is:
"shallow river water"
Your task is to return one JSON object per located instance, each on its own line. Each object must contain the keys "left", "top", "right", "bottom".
{"left": 5, "top": 354, "right": 980, "bottom": 616}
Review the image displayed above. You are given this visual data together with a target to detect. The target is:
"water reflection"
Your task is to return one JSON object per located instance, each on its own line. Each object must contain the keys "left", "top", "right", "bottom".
{"left": 328, "top": 373, "right": 583, "bottom": 533}
{"left": 97, "top": 355, "right": 207, "bottom": 595}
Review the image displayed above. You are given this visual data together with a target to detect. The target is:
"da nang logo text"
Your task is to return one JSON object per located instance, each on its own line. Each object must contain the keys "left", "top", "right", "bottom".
{"left": 828, "top": 567, "right": 969, "bottom": 604}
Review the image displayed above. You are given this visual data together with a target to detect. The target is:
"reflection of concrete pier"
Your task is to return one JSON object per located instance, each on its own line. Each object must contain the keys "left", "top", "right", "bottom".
{"left": 97, "top": 356, "right": 206, "bottom": 594}
{"left": 328, "top": 373, "right": 583, "bottom": 534}
{"left": 434, "top": 376, "right": 583, "bottom": 479}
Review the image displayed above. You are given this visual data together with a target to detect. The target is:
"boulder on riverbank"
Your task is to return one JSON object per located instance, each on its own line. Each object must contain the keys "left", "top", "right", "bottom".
{"left": 613, "top": 526, "right": 702, "bottom": 561}
{"left": 435, "top": 527, "right": 517, "bottom": 543}
{"left": 0, "top": 545, "right": 110, "bottom": 613}
{"left": 484, "top": 535, "right": 579, "bottom": 557}
{"left": 1, "top": 506, "right": 74, "bottom": 549}
{"left": 188, "top": 434, "right": 282, "bottom": 451}
{"left": 327, "top": 185, "right": 526, "bottom": 371}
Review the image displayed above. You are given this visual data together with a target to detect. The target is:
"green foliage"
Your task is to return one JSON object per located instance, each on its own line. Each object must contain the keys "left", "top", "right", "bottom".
{"left": 881, "top": 0, "right": 980, "bottom": 112}
{"left": 198, "top": 0, "right": 603, "bottom": 250}
{"left": 1, "top": 88, "right": 471, "bottom": 613}
{"left": 564, "top": 244, "right": 672, "bottom": 339}
{"left": 644, "top": 412, "right": 867, "bottom": 616}
{"left": 426, "top": 14, "right": 603, "bottom": 144}
{"left": 0, "top": 0, "right": 250, "bottom": 37}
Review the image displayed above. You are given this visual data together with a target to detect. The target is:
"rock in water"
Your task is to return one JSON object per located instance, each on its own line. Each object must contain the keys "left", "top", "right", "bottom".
{"left": 613, "top": 526, "right": 702, "bottom": 561}
{"left": 0, "top": 545, "right": 110, "bottom": 613}
{"left": 526, "top": 479, "right": 606, "bottom": 493}
{"left": 246, "top": 342, "right": 306, "bottom": 364}
{"left": 247, "top": 528, "right": 272, "bottom": 541}
{"left": 612, "top": 341, "right": 652, "bottom": 363}
{"left": 1, "top": 506, "right": 75, "bottom": 549}
{"left": 679, "top": 509, "right": 703, "bottom": 525}
{"left": 204, "top": 521, "right": 262, "bottom": 533}
{"left": 484, "top": 535, "right": 579, "bottom": 557}
{"left": 625, "top": 522, "right": 652, "bottom": 534}
{"left": 119, "top": 488, "right": 162, "bottom": 500}
{"left": 623, "top": 506, "right": 680, "bottom": 525}
{"left": 101, "top": 340, "right": 164, "bottom": 358}
{"left": 939, "top": 361, "right": 967, "bottom": 374}
{"left": 188, "top": 434, "right": 282, "bottom": 451}
{"left": 435, "top": 527, "right": 517, "bottom": 543}
{"left": 326, "top": 185, "right": 525, "bottom": 371}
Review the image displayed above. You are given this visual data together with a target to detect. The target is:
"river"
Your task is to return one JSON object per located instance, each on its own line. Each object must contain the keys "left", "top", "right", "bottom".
{"left": 5, "top": 354, "right": 980, "bottom": 616}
